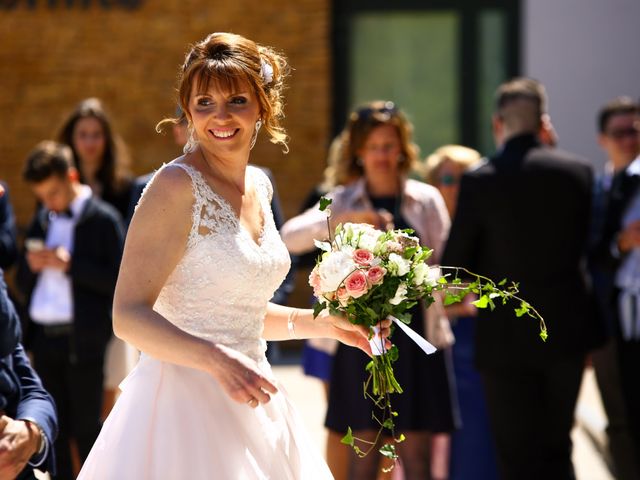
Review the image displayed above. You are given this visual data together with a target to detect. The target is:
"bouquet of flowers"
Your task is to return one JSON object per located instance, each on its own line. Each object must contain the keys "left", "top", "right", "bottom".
{"left": 310, "top": 198, "right": 547, "bottom": 463}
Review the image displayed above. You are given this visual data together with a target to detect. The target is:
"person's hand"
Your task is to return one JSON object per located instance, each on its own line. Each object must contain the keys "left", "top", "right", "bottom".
{"left": 27, "top": 247, "right": 71, "bottom": 273}
{"left": 321, "top": 313, "right": 392, "bottom": 356}
{"left": 208, "top": 344, "right": 278, "bottom": 409}
{"left": 48, "top": 247, "right": 71, "bottom": 272}
{"left": 334, "top": 209, "right": 394, "bottom": 231}
{"left": 25, "top": 250, "right": 49, "bottom": 273}
{"left": 617, "top": 220, "right": 640, "bottom": 253}
{"left": 0, "top": 416, "right": 40, "bottom": 479}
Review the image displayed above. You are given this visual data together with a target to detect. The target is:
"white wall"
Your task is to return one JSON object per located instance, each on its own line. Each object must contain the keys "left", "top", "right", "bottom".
{"left": 523, "top": 0, "right": 640, "bottom": 170}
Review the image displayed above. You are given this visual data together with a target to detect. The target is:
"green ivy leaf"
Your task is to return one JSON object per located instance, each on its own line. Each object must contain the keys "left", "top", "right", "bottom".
{"left": 498, "top": 278, "right": 508, "bottom": 286}
{"left": 319, "top": 197, "right": 332, "bottom": 211}
{"left": 341, "top": 427, "right": 354, "bottom": 446}
{"left": 472, "top": 295, "right": 489, "bottom": 309}
{"left": 540, "top": 328, "right": 548, "bottom": 342}
{"left": 379, "top": 444, "right": 398, "bottom": 459}
{"left": 444, "top": 293, "right": 461, "bottom": 305}
{"left": 515, "top": 301, "right": 529, "bottom": 317}
{"left": 382, "top": 418, "right": 395, "bottom": 429}
{"left": 395, "top": 433, "right": 406, "bottom": 443}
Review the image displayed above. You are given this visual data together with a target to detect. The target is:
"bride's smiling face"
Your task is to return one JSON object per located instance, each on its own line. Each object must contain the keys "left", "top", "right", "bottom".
{"left": 188, "top": 78, "right": 261, "bottom": 155}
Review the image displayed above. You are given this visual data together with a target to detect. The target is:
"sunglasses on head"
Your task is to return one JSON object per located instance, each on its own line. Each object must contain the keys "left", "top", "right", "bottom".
{"left": 356, "top": 101, "right": 398, "bottom": 121}
{"left": 606, "top": 126, "right": 639, "bottom": 140}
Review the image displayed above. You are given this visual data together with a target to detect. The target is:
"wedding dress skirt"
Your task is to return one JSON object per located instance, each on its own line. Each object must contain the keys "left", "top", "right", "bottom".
{"left": 79, "top": 353, "right": 332, "bottom": 479}
{"left": 78, "top": 163, "right": 333, "bottom": 479}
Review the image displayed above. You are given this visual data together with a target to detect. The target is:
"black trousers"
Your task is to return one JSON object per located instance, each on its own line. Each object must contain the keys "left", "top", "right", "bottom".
{"left": 480, "top": 356, "right": 584, "bottom": 480}
{"left": 31, "top": 325, "right": 104, "bottom": 480}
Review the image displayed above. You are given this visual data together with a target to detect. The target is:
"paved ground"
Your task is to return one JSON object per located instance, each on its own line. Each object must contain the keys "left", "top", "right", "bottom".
{"left": 274, "top": 365, "right": 615, "bottom": 480}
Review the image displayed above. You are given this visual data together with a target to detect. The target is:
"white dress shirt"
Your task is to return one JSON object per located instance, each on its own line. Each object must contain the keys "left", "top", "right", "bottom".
{"left": 30, "top": 186, "right": 92, "bottom": 325}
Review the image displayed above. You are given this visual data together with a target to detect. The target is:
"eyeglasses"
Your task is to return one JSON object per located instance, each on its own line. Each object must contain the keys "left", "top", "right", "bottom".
{"left": 605, "top": 126, "right": 639, "bottom": 140}
{"left": 438, "top": 174, "right": 459, "bottom": 186}
{"left": 355, "top": 101, "right": 398, "bottom": 121}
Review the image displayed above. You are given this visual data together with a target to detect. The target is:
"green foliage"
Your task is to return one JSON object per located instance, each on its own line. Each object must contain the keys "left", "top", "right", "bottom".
{"left": 312, "top": 302, "right": 325, "bottom": 319}
{"left": 341, "top": 427, "right": 354, "bottom": 446}
{"left": 379, "top": 444, "right": 397, "bottom": 459}
{"left": 319, "top": 197, "right": 332, "bottom": 211}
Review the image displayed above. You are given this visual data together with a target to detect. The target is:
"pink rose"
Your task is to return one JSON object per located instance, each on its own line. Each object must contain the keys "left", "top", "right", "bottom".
{"left": 344, "top": 270, "right": 369, "bottom": 298}
{"left": 353, "top": 249, "right": 375, "bottom": 266}
{"left": 367, "top": 266, "right": 386, "bottom": 286}
{"left": 309, "top": 269, "right": 322, "bottom": 296}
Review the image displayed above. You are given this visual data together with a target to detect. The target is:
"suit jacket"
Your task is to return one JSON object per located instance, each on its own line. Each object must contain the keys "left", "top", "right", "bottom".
{"left": 590, "top": 159, "right": 640, "bottom": 332}
{"left": 16, "top": 195, "right": 125, "bottom": 361}
{"left": 442, "top": 133, "right": 605, "bottom": 370}
{"left": 0, "top": 270, "right": 57, "bottom": 475}
{"left": 0, "top": 182, "right": 18, "bottom": 269}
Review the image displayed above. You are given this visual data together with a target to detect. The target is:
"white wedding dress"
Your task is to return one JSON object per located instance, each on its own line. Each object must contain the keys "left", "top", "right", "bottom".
{"left": 78, "top": 163, "right": 333, "bottom": 479}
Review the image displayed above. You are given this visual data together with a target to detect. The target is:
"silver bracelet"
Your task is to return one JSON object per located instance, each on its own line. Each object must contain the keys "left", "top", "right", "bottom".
{"left": 287, "top": 310, "right": 298, "bottom": 339}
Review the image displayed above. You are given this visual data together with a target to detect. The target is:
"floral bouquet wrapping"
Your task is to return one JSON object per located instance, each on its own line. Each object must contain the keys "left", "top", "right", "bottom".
{"left": 310, "top": 198, "right": 547, "bottom": 463}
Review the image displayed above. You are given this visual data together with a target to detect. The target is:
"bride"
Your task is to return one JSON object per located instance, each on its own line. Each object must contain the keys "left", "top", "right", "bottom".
{"left": 78, "top": 32, "right": 390, "bottom": 479}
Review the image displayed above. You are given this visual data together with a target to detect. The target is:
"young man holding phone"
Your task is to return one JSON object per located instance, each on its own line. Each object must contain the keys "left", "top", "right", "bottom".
{"left": 16, "top": 141, "right": 124, "bottom": 479}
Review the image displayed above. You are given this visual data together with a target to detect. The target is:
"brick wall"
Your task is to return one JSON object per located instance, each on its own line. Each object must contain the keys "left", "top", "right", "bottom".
{"left": 0, "top": 0, "right": 332, "bottom": 229}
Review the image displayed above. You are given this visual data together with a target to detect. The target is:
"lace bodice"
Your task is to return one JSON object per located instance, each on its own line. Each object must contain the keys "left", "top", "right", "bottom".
{"left": 153, "top": 163, "right": 291, "bottom": 362}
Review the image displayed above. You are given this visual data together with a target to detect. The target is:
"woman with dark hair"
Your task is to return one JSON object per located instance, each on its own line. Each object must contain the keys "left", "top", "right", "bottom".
{"left": 282, "top": 101, "right": 459, "bottom": 480}
{"left": 57, "top": 97, "right": 136, "bottom": 418}
{"left": 57, "top": 97, "right": 133, "bottom": 219}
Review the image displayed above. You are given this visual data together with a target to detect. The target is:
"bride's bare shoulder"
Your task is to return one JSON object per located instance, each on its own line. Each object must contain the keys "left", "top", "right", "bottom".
{"left": 132, "top": 157, "right": 198, "bottom": 222}
{"left": 143, "top": 158, "right": 197, "bottom": 200}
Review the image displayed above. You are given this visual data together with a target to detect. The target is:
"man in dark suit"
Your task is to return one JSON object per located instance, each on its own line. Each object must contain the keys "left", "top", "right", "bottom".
{"left": 0, "top": 259, "right": 57, "bottom": 479}
{"left": 16, "top": 141, "right": 124, "bottom": 479}
{"left": 442, "top": 77, "right": 605, "bottom": 480}
{"left": 593, "top": 119, "right": 640, "bottom": 474}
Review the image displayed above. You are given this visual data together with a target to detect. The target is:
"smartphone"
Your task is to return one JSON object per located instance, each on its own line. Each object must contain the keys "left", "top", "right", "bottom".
{"left": 25, "top": 238, "right": 45, "bottom": 252}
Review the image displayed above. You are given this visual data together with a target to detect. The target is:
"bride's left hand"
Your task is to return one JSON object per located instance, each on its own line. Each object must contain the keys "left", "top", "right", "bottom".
{"left": 323, "top": 314, "right": 392, "bottom": 357}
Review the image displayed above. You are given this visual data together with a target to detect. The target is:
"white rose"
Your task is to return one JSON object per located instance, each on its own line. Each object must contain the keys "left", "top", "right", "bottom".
{"left": 425, "top": 266, "right": 441, "bottom": 286}
{"left": 388, "top": 253, "right": 411, "bottom": 277}
{"left": 318, "top": 250, "right": 357, "bottom": 292}
{"left": 389, "top": 283, "right": 408, "bottom": 305}
{"left": 413, "top": 262, "right": 428, "bottom": 285}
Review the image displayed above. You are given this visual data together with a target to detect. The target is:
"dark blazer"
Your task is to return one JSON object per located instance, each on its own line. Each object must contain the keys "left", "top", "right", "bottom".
{"left": 0, "top": 182, "right": 18, "bottom": 269}
{"left": 442, "top": 133, "right": 604, "bottom": 370}
{"left": 0, "top": 271, "right": 57, "bottom": 476}
{"left": 593, "top": 166, "right": 640, "bottom": 272}
{"left": 16, "top": 196, "right": 125, "bottom": 361}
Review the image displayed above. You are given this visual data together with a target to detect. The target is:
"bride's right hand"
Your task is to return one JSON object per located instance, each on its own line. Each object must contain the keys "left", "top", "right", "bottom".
{"left": 207, "top": 344, "right": 278, "bottom": 408}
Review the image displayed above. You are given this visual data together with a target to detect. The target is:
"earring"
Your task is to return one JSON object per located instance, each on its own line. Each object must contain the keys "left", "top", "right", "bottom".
{"left": 184, "top": 125, "right": 198, "bottom": 154}
{"left": 250, "top": 119, "right": 263, "bottom": 150}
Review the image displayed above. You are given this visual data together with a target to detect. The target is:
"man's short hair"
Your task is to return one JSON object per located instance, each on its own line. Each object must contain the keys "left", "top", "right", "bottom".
{"left": 597, "top": 96, "right": 639, "bottom": 133}
{"left": 23, "top": 141, "right": 75, "bottom": 183}
{"left": 494, "top": 77, "right": 547, "bottom": 133}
